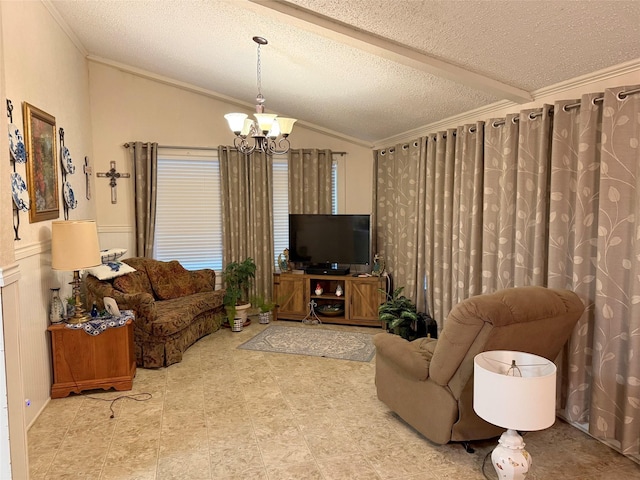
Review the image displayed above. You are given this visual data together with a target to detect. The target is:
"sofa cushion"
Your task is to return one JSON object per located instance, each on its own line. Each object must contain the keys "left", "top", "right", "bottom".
{"left": 146, "top": 260, "right": 201, "bottom": 300}
{"left": 87, "top": 261, "right": 137, "bottom": 280}
{"left": 152, "top": 290, "right": 225, "bottom": 336}
{"left": 113, "top": 269, "right": 155, "bottom": 296}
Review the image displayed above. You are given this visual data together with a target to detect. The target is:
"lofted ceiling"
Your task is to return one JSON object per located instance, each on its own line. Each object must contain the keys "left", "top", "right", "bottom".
{"left": 47, "top": 0, "right": 640, "bottom": 145}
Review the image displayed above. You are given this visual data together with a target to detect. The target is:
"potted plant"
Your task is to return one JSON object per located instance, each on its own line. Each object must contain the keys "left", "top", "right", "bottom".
{"left": 378, "top": 286, "right": 424, "bottom": 341}
{"left": 251, "top": 294, "right": 276, "bottom": 324}
{"left": 222, "top": 257, "right": 257, "bottom": 331}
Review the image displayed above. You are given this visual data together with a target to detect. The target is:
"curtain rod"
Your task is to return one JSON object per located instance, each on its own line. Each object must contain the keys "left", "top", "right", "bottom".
{"left": 123, "top": 143, "right": 346, "bottom": 155}
{"left": 490, "top": 86, "right": 640, "bottom": 128}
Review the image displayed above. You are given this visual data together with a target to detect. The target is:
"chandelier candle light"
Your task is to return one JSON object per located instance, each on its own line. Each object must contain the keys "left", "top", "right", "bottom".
{"left": 473, "top": 350, "right": 557, "bottom": 480}
{"left": 225, "top": 36, "right": 296, "bottom": 155}
{"left": 51, "top": 220, "right": 101, "bottom": 324}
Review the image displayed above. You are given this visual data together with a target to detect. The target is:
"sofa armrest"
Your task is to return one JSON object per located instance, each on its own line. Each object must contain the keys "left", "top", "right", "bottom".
{"left": 373, "top": 333, "right": 437, "bottom": 381}
{"left": 86, "top": 275, "right": 157, "bottom": 333}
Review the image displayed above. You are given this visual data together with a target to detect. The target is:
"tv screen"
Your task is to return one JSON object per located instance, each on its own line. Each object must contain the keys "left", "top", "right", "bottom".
{"left": 288, "top": 214, "right": 371, "bottom": 266}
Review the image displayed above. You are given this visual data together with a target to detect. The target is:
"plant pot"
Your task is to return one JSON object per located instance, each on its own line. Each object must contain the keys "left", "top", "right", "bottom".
{"left": 231, "top": 316, "right": 244, "bottom": 332}
{"left": 236, "top": 303, "right": 251, "bottom": 325}
{"left": 259, "top": 311, "right": 272, "bottom": 324}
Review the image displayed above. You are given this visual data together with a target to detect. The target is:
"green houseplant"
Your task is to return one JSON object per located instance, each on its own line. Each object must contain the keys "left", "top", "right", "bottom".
{"left": 378, "top": 286, "right": 422, "bottom": 341}
{"left": 222, "top": 257, "right": 257, "bottom": 329}
{"left": 251, "top": 294, "right": 276, "bottom": 324}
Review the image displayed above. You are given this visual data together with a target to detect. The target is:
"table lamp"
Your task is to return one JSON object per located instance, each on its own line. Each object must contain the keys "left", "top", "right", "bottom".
{"left": 51, "top": 220, "right": 101, "bottom": 324}
{"left": 473, "top": 350, "right": 557, "bottom": 480}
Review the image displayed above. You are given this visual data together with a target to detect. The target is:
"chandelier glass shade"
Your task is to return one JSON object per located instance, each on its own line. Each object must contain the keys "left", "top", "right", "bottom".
{"left": 225, "top": 37, "right": 297, "bottom": 155}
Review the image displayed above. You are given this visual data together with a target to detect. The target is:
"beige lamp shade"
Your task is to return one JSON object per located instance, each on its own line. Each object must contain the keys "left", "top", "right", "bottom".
{"left": 51, "top": 220, "right": 101, "bottom": 271}
{"left": 473, "top": 350, "right": 557, "bottom": 432}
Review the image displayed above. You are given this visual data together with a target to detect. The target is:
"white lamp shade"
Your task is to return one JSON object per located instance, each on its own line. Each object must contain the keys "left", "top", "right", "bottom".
{"left": 241, "top": 118, "right": 254, "bottom": 136}
{"left": 224, "top": 113, "right": 248, "bottom": 134}
{"left": 473, "top": 350, "right": 557, "bottom": 431}
{"left": 51, "top": 220, "right": 101, "bottom": 271}
{"left": 253, "top": 113, "right": 277, "bottom": 133}
{"left": 267, "top": 119, "right": 280, "bottom": 139}
{"left": 276, "top": 117, "right": 296, "bottom": 135}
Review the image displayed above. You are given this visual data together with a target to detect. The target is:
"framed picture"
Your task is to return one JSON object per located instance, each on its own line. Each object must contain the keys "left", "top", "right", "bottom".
{"left": 23, "top": 102, "right": 59, "bottom": 222}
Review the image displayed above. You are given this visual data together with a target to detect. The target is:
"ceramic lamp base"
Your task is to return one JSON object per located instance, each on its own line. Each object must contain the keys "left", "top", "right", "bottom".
{"left": 491, "top": 429, "right": 531, "bottom": 480}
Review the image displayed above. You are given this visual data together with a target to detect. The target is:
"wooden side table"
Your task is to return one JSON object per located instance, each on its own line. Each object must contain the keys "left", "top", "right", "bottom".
{"left": 48, "top": 318, "right": 136, "bottom": 398}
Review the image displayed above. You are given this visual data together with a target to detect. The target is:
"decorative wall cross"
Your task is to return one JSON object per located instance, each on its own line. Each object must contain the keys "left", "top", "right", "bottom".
{"left": 83, "top": 156, "right": 92, "bottom": 200}
{"left": 97, "top": 160, "right": 130, "bottom": 204}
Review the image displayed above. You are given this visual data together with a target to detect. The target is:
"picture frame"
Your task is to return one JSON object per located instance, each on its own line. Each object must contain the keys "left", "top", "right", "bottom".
{"left": 23, "top": 102, "right": 59, "bottom": 223}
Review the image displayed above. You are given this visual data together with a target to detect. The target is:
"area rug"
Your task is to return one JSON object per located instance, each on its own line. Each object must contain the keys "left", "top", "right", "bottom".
{"left": 238, "top": 325, "right": 376, "bottom": 362}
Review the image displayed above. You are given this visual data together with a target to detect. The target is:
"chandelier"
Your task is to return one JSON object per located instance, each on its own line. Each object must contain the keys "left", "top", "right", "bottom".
{"left": 225, "top": 37, "right": 297, "bottom": 155}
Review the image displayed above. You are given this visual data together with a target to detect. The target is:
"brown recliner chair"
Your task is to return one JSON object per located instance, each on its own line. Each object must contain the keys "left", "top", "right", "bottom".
{"left": 373, "top": 286, "right": 584, "bottom": 446}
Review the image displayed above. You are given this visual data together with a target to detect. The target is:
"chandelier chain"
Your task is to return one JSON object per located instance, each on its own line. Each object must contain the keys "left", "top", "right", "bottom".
{"left": 256, "top": 43, "right": 262, "bottom": 100}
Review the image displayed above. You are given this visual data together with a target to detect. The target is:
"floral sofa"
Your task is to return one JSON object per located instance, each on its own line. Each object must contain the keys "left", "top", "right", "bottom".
{"left": 86, "top": 257, "right": 225, "bottom": 368}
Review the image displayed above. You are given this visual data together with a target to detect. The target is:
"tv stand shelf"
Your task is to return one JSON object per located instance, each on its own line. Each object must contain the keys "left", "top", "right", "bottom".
{"left": 273, "top": 272, "right": 385, "bottom": 327}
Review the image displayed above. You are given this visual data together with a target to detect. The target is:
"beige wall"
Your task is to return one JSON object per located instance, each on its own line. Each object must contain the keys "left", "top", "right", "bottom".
{"left": 1, "top": 0, "right": 95, "bottom": 441}
{"left": 88, "top": 61, "right": 374, "bottom": 255}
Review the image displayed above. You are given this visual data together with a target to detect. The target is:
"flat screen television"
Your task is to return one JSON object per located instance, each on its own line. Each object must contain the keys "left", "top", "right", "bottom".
{"left": 288, "top": 214, "right": 371, "bottom": 274}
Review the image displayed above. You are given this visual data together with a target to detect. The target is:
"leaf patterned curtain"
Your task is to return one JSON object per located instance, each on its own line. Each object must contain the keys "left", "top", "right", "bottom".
{"left": 374, "top": 85, "right": 640, "bottom": 455}
{"left": 548, "top": 87, "right": 640, "bottom": 454}
{"left": 547, "top": 93, "right": 602, "bottom": 425}
{"left": 482, "top": 114, "right": 519, "bottom": 292}
{"left": 288, "top": 148, "right": 333, "bottom": 214}
{"left": 128, "top": 141, "right": 158, "bottom": 258}
{"left": 415, "top": 125, "right": 485, "bottom": 328}
{"left": 219, "top": 147, "right": 274, "bottom": 298}
{"left": 372, "top": 140, "right": 427, "bottom": 305}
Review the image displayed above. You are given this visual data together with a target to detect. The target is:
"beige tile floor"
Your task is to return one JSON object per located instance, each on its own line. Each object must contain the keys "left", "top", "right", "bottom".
{"left": 29, "top": 320, "right": 640, "bottom": 479}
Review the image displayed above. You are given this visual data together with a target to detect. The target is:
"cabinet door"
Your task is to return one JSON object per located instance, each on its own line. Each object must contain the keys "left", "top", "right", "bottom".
{"left": 349, "top": 279, "right": 385, "bottom": 321}
{"left": 276, "top": 275, "right": 307, "bottom": 315}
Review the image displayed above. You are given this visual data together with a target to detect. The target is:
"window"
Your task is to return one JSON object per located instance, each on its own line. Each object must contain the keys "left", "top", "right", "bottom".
{"left": 155, "top": 149, "right": 339, "bottom": 271}
{"left": 154, "top": 148, "right": 222, "bottom": 271}
{"left": 272, "top": 155, "right": 289, "bottom": 267}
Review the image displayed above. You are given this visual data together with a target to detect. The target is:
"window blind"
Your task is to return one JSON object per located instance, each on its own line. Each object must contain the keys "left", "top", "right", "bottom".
{"left": 154, "top": 149, "right": 222, "bottom": 271}
{"left": 272, "top": 154, "right": 289, "bottom": 267}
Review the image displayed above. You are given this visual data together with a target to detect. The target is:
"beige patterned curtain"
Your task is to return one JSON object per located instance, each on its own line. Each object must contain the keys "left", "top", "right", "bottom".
{"left": 451, "top": 124, "right": 484, "bottom": 305}
{"left": 482, "top": 114, "right": 519, "bottom": 292}
{"left": 548, "top": 87, "right": 640, "bottom": 454}
{"left": 375, "top": 85, "right": 640, "bottom": 454}
{"left": 547, "top": 93, "right": 602, "bottom": 425}
{"left": 128, "top": 142, "right": 158, "bottom": 257}
{"left": 219, "top": 147, "right": 274, "bottom": 299}
{"left": 420, "top": 125, "right": 484, "bottom": 327}
{"left": 372, "top": 140, "right": 427, "bottom": 305}
{"left": 481, "top": 106, "right": 553, "bottom": 292}
{"left": 288, "top": 148, "right": 333, "bottom": 214}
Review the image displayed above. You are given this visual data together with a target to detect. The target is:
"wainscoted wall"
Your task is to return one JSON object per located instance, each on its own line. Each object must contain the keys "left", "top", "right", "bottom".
{"left": 0, "top": 264, "right": 29, "bottom": 479}
{"left": 98, "top": 224, "right": 136, "bottom": 259}
{"left": 14, "top": 242, "right": 59, "bottom": 428}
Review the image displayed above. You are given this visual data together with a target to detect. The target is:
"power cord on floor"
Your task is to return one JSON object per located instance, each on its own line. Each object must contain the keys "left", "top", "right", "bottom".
{"left": 57, "top": 324, "right": 152, "bottom": 419}
{"left": 482, "top": 450, "right": 493, "bottom": 479}
{"left": 84, "top": 392, "right": 153, "bottom": 419}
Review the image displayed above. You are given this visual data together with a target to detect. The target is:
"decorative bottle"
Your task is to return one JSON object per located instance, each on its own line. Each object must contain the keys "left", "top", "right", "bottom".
{"left": 49, "top": 288, "right": 64, "bottom": 323}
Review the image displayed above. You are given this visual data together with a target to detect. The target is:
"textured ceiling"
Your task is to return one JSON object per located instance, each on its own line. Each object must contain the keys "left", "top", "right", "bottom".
{"left": 48, "top": 0, "right": 640, "bottom": 145}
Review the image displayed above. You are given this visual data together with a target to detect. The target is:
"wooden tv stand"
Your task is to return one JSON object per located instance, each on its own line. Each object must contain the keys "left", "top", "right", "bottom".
{"left": 273, "top": 272, "right": 386, "bottom": 327}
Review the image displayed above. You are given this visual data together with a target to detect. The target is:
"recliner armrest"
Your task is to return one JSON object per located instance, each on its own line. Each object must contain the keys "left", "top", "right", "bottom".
{"left": 373, "top": 333, "right": 437, "bottom": 381}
